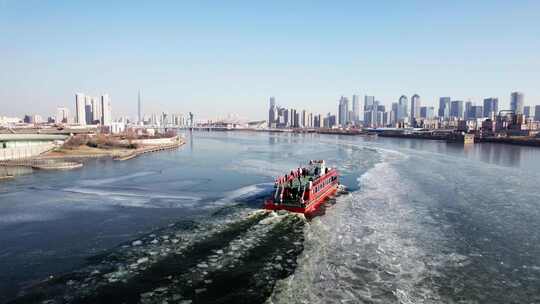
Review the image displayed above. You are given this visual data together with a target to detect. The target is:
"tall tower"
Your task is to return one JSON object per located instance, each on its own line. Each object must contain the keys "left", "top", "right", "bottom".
{"left": 338, "top": 96, "right": 349, "bottom": 127}
{"left": 410, "top": 94, "right": 421, "bottom": 119}
{"left": 101, "top": 94, "right": 112, "bottom": 126}
{"left": 84, "top": 95, "right": 93, "bottom": 125}
{"left": 510, "top": 92, "right": 524, "bottom": 114}
{"left": 75, "top": 93, "right": 86, "bottom": 125}
{"left": 138, "top": 90, "right": 142, "bottom": 124}
{"left": 268, "top": 97, "right": 276, "bottom": 128}
{"left": 352, "top": 95, "right": 360, "bottom": 124}
{"left": 91, "top": 97, "right": 101, "bottom": 124}
{"left": 483, "top": 97, "right": 499, "bottom": 118}
{"left": 398, "top": 95, "right": 408, "bottom": 121}
{"left": 438, "top": 97, "right": 451, "bottom": 118}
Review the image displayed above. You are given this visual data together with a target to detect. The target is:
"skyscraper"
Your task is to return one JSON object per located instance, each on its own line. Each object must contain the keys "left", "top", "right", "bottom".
{"left": 524, "top": 106, "right": 531, "bottom": 118}
{"left": 57, "top": 107, "right": 69, "bottom": 124}
{"left": 397, "top": 95, "right": 408, "bottom": 121}
{"left": 84, "top": 95, "right": 93, "bottom": 124}
{"left": 510, "top": 92, "right": 524, "bottom": 114}
{"left": 301, "top": 110, "right": 307, "bottom": 128}
{"left": 268, "top": 97, "right": 276, "bottom": 128}
{"left": 420, "top": 106, "right": 435, "bottom": 119}
{"left": 483, "top": 97, "right": 499, "bottom": 118}
{"left": 352, "top": 95, "right": 360, "bottom": 124}
{"left": 314, "top": 114, "right": 321, "bottom": 128}
{"left": 101, "top": 94, "right": 112, "bottom": 126}
{"left": 450, "top": 100, "right": 464, "bottom": 118}
{"left": 391, "top": 102, "right": 399, "bottom": 124}
{"left": 338, "top": 96, "right": 349, "bottom": 126}
{"left": 75, "top": 93, "right": 86, "bottom": 125}
{"left": 364, "top": 96, "right": 375, "bottom": 111}
{"left": 464, "top": 101, "right": 473, "bottom": 120}
{"left": 438, "top": 97, "right": 451, "bottom": 118}
{"left": 471, "top": 105, "right": 483, "bottom": 119}
{"left": 91, "top": 97, "right": 101, "bottom": 124}
{"left": 410, "top": 94, "right": 421, "bottom": 120}
{"left": 535, "top": 105, "right": 540, "bottom": 122}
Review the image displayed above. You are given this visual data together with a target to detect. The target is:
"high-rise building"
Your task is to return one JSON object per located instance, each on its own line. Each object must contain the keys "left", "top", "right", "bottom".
{"left": 410, "top": 94, "right": 421, "bottom": 119}
{"left": 300, "top": 110, "right": 307, "bottom": 128}
{"left": 464, "top": 101, "right": 473, "bottom": 120}
{"left": 84, "top": 95, "right": 94, "bottom": 124}
{"left": 535, "top": 105, "right": 540, "bottom": 122}
{"left": 56, "top": 107, "right": 69, "bottom": 124}
{"left": 391, "top": 102, "right": 398, "bottom": 124}
{"left": 314, "top": 114, "right": 321, "bottom": 128}
{"left": 524, "top": 106, "right": 531, "bottom": 118}
{"left": 397, "top": 95, "right": 408, "bottom": 121}
{"left": 75, "top": 93, "right": 86, "bottom": 125}
{"left": 326, "top": 113, "right": 336, "bottom": 128}
{"left": 338, "top": 96, "right": 349, "bottom": 126}
{"left": 483, "top": 97, "right": 499, "bottom": 118}
{"left": 91, "top": 97, "right": 101, "bottom": 124}
{"left": 352, "top": 95, "right": 360, "bottom": 124}
{"left": 510, "top": 92, "right": 524, "bottom": 114}
{"left": 420, "top": 106, "right": 435, "bottom": 119}
{"left": 268, "top": 97, "right": 277, "bottom": 128}
{"left": 282, "top": 108, "right": 289, "bottom": 127}
{"left": 450, "top": 100, "right": 464, "bottom": 118}
{"left": 426, "top": 107, "right": 435, "bottom": 119}
{"left": 289, "top": 108, "right": 297, "bottom": 128}
{"left": 470, "top": 105, "right": 483, "bottom": 119}
{"left": 364, "top": 95, "right": 375, "bottom": 111}
{"left": 101, "top": 94, "right": 112, "bottom": 126}
{"left": 438, "top": 97, "right": 451, "bottom": 118}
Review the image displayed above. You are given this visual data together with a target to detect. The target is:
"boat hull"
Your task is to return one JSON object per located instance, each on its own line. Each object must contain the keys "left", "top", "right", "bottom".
{"left": 264, "top": 183, "right": 338, "bottom": 215}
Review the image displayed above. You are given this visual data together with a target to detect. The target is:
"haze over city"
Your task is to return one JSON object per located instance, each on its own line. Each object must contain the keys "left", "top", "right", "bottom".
{"left": 2, "top": 0, "right": 540, "bottom": 119}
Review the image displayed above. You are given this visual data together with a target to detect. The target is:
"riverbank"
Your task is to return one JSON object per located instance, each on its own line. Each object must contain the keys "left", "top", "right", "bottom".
{"left": 39, "top": 136, "right": 185, "bottom": 161}
{"left": 0, "top": 136, "right": 186, "bottom": 176}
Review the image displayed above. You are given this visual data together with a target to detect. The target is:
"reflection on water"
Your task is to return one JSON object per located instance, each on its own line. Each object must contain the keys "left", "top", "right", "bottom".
{"left": 0, "top": 166, "right": 33, "bottom": 178}
{"left": 376, "top": 137, "right": 540, "bottom": 170}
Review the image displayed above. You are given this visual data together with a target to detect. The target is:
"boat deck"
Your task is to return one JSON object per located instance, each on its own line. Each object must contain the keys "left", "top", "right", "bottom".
{"left": 284, "top": 175, "right": 313, "bottom": 189}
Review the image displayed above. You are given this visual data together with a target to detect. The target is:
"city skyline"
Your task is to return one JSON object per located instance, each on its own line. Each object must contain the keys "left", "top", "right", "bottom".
{"left": 1, "top": 1, "right": 540, "bottom": 119}
{"left": 3, "top": 90, "right": 535, "bottom": 123}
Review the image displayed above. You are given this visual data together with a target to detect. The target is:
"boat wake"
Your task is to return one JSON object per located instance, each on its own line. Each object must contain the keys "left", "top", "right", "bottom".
{"left": 269, "top": 150, "right": 453, "bottom": 304}
{"left": 9, "top": 209, "right": 306, "bottom": 304}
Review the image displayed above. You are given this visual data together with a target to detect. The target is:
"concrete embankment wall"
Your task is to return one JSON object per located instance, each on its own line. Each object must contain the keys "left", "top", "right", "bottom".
{"left": 0, "top": 143, "right": 56, "bottom": 161}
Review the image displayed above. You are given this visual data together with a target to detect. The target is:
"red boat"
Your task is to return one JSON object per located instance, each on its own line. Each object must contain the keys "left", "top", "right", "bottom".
{"left": 264, "top": 160, "right": 340, "bottom": 215}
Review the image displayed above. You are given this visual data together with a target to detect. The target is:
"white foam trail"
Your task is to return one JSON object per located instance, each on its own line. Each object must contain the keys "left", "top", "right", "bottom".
{"left": 62, "top": 187, "right": 201, "bottom": 201}
{"left": 60, "top": 187, "right": 202, "bottom": 209}
{"left": 270, "top": 149, "right": 449, "bottom": 304}
{"left": 78, "top": 171, "right": 158, "bottom": 186}
{"left": 205, "top": 183, "right": 273, "bottom": 208}
{"left": 0, "top": 213, "right": 59, "bottom": 225}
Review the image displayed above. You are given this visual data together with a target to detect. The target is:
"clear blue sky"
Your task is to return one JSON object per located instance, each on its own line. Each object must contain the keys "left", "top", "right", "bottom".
{"left": 1, "top": 0, "right": 539, "bottom": 120}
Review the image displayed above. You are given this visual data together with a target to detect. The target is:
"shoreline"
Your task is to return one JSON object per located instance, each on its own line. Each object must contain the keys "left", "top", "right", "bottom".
{"left": 188, "top": 128, "right": 540, "bottom": 148}
{"left": 39, "top": 136, "right": 186, "bottom": 161}
{"left": 0, "top": 137, "right": 186, "bottom": 175}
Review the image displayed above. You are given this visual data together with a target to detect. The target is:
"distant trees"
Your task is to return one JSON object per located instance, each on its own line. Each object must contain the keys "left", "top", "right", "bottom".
{"left": 63, "top": 134, "right": 138, "bottom": 150}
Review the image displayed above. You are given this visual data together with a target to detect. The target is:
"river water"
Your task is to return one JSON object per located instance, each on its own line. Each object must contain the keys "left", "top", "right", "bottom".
{"left": 1, "top": 131, "right": 539, "bottom": 303}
